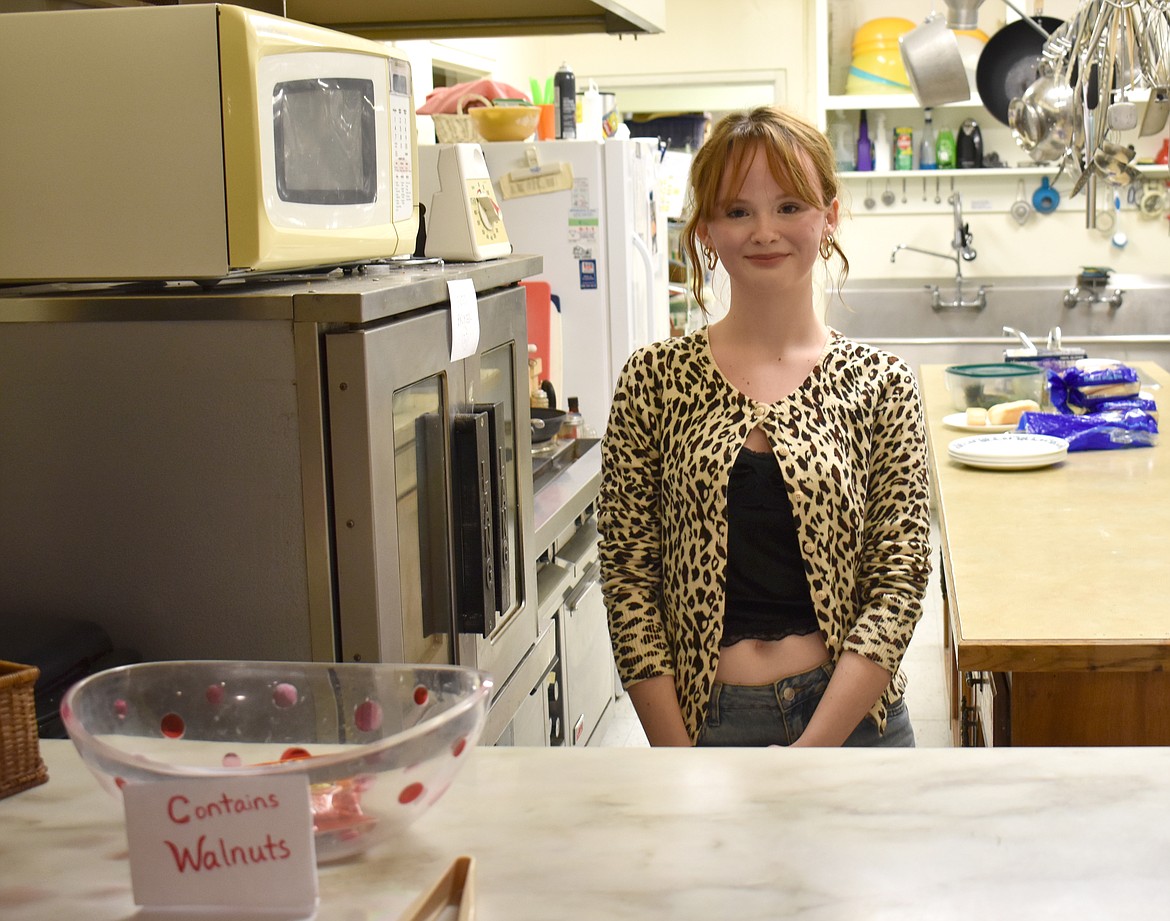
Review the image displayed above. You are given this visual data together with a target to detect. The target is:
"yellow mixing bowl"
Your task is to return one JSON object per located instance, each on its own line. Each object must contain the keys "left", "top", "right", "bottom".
{"left": 850, "top": 49, "right": 910, "bottom": 86}
{"left": 852, "top": 17, "right": 916, "bottom": 48}
{"left": 469, "top": 105, "right": 541, "bottom": 142}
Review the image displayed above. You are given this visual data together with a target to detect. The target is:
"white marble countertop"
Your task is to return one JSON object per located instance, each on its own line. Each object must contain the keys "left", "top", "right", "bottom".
{"left": 5, "top": 740, "right": 1170, "bottom": 919}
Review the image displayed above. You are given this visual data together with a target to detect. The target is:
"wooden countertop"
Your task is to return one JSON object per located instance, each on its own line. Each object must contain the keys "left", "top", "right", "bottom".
{"left": 922, "top": 361, "right": 1170, "bottom": 672}
{"left": 9, "top": 740, "right": 1170, "bottom": 920}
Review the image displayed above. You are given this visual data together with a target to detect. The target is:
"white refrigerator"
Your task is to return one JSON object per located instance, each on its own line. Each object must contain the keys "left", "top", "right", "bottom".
{"left": 480, "top": 138, "right": 670, "bottom": 432}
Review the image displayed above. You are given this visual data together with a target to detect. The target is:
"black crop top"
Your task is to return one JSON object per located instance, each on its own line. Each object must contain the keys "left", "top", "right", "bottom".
{"left": 721, "top": 446, "right": 819, "bottom": 646}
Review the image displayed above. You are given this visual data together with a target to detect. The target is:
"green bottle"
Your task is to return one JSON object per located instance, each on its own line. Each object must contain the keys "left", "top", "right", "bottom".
{"left": 936, "top": 128, "right": 957, "bottom": 170}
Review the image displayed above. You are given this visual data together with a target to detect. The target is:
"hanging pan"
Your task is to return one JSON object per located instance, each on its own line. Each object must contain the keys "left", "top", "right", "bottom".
{"left": 976, "top": 16, "right": 1064, "bottom": 125}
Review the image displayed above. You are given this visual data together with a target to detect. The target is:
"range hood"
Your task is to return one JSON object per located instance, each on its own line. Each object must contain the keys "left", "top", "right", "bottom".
{"left": 2, "top": 1, "right": 664, "bottom": 37}
{"left": 277, "top": 0, "right": 665, "bottom": 37}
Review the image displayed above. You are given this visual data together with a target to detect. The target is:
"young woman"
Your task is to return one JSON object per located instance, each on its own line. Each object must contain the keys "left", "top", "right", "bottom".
{"left": 598, "top": 107, "right": 933, "bottom": 747}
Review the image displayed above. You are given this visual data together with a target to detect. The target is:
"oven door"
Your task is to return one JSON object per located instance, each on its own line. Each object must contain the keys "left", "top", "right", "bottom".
{"left": 324, "top": 286, "right": 536, "bottom": 680}
{"left": 455, "top": 287, "right": 538, "bottom": 679}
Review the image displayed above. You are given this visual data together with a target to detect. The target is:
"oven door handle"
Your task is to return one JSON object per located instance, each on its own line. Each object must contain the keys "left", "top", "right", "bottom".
{"left": 474, "top": 402, "right": 511, "bottom": 619}
{"left": 452, "top": 411, "right": 497, "bottom": 636}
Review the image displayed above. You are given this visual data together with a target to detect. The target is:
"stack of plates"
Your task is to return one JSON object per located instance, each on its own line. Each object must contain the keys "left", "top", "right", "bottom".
{"left": 948, "top": 433, "right": 1070, "bottom": 471}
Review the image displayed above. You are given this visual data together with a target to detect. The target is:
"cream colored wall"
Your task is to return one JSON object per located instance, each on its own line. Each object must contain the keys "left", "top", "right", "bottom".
{"left": 839, "top": 176, "right": 1170, "bottom": 282}
{"left": 428, "top": 0, "right": 812, "bottom": 116}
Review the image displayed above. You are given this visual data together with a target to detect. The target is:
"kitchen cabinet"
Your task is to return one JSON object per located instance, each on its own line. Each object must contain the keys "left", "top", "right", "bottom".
{"left": 532, "top": 437, "right": 616, "bottom": 747}
{"left": 922, "top": 361, "right": 1170, "bottom": 746}
{"left": 812, "top": 0, "right": 1169, "bottom": 222}
{"left": 813, "top": 0, "right": 1011, "bottom": 163}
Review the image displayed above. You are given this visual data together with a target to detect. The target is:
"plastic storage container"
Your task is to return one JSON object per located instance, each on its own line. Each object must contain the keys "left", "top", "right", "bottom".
{"left": 944, "top": 363, "right": 1045, "bottom": 411}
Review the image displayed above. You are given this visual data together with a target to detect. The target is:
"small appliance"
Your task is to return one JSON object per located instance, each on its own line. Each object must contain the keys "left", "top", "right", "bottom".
{"left": 418, "top": 144, "right": 512, "bottom": 262}
{"left": 0, "top": 4, "right": 419, "bottom": 283}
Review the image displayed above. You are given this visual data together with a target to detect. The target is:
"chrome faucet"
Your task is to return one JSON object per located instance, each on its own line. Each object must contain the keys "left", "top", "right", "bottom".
{"left": 951, "top": 192, "right": 976, "bottom": 262}
{"left": 890, "top": 193, "right": 986, "bottom": 310}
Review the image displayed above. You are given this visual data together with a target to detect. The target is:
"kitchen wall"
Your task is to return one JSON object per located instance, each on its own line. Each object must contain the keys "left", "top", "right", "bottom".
{"left": 481, "top": 0, "right": 807, "bottom": 114}
{"left": 405, "top": 0, "right": 1168, "bottom": 286}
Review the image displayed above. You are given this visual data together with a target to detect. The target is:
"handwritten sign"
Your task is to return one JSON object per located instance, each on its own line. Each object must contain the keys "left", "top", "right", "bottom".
{"left": 122, "top": 774, "right": 317, "bottom": 914}
{"left": 448, "top": 278, "right": 480, "bottom": 362}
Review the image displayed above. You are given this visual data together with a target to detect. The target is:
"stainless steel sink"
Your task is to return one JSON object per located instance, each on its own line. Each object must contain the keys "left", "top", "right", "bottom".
{"left": 828, "top": 273, "right": 1170, "bottom": 373}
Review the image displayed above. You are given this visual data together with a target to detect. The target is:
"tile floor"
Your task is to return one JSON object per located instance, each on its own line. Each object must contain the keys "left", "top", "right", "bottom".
{"left": 594, "top": 523, "right": 953, "bottom": 748}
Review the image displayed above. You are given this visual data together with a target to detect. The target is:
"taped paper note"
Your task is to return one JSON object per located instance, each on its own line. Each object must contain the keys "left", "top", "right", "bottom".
{"left": 499, "top": 162, "right": 575, "bottom": 200}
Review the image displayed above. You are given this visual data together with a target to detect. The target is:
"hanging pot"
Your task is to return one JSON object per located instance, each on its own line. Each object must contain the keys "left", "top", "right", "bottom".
{"left": 1008, "top": 65, "right": 1077, "bottom": 163}
{"left": 975, "top": 16, "right": 1065, "bottom": 126}
{"left": 899, "top": 14, "right": 971, "bottom": 108}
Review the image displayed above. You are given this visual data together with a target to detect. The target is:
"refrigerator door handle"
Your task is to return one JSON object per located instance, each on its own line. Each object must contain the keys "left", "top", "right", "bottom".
{"left": 630, "top": 231, "right": 655, "bottom": 350}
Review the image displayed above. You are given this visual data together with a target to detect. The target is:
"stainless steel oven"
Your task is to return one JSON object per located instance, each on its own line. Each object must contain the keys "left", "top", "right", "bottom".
{"left": 0, "top": 257, "right": 551, "bottom": 745}
{"left": 324, "top": 286, "right": 539, "bottom": 690}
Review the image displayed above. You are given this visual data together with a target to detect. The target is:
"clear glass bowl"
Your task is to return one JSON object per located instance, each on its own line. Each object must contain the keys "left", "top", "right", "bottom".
{"left": 61, "top": 661, "right": 493, "bottom": 862}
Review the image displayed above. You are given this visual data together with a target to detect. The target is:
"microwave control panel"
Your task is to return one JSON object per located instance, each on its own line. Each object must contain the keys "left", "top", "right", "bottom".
{"left": 389, "top": 57, "right": 415, "bottom": 224}
{"left": 421, "top": 144, "right": 512, "bottom": 262}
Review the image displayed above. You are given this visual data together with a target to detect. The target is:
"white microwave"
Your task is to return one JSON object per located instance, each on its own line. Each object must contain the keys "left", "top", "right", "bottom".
{"left": 0, "top": 4, "right": 419, "bottom": 283}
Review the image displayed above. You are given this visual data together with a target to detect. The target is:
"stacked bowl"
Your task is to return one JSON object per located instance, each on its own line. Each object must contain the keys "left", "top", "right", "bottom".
{"left": 846, "top": 17, "right": 915, "bottom": 94}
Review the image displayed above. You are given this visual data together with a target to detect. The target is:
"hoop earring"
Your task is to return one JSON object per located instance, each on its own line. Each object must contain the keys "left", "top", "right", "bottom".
{"left": 819, "top": 234, "right": 835, "bottom": 260}
{"left": 703, "top": 246, "right": 718, "bottom": 270}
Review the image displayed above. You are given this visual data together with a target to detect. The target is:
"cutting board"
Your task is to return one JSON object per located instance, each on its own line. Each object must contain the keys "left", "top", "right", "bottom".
{"left": 520, "top": 280, "right": 562, "bottom": 405}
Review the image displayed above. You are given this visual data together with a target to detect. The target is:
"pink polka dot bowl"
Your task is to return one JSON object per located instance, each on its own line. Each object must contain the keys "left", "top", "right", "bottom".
{"left": 61, "top": 661, "right": 493, "bottom": 862}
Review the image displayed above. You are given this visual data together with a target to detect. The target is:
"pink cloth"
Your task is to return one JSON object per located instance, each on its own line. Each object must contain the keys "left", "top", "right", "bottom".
{"left": 416, "top": 79, "right": 531, "bottom": 115}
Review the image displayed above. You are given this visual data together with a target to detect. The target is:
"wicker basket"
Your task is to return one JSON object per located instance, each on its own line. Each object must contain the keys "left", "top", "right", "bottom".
{"left": 431, "top": 93, "right": 490, "bottom": 144}
{"left": 0, "top": 661, "right": 48, "bottom": 799}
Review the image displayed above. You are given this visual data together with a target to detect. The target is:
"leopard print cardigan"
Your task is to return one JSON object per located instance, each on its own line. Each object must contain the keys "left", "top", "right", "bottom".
{"left": 598, "top": 328, "right": 933, "bottom": 744}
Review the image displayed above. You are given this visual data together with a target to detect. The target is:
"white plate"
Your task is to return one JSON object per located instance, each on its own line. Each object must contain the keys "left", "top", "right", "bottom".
{"left": 941, "top": 412, "right": 1018, "bottom": 434}
{"left": 947, "top": 433, "right": 1069, "bottom": 470}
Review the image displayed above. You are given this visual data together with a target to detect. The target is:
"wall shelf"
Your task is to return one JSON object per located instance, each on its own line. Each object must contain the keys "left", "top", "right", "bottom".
{"left": 825, "top": 93, "right": 986, "bottom": 112}
{"left": 840, "top": 166, "right": 1169, "bottom": 180}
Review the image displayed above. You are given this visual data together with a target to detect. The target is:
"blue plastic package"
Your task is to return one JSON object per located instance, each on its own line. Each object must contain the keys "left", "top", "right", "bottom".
{"left": 1018, "top": 408, "right": 1158, "bottom": 451}
{"left": 1048, "top": 364, "right": 1141, "bottom": 413}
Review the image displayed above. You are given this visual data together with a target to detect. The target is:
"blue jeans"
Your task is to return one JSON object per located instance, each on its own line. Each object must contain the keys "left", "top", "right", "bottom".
{"left": 695, "top": 662, "right": 916, "bottom": 747}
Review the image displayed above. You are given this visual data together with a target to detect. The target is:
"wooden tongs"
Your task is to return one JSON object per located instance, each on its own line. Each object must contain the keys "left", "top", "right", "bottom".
{"left": 397, "top": 855, "right": 476, "bottom": 921}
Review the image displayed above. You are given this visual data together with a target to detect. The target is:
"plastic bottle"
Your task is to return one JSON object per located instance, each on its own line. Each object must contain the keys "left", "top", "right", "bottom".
{"left": 936, "top": 128, "right": 957, "bottom": 169}
{"left": 855, "top": 110, "right": 874, "bottom": 172}
{"left": 873, "top": 113, "right": 892, "bottom": 172}
{"left": 919, "top": 109, "right": 937, "bottom": 170}
{"left": 554, "top": 63, "right": 576, "bottom": 139}
{"left": 893, "top": 127, "right": 913, "bottom": 170}
{"left": 829, "top": 120, "right": 854, "bottom": 172}
{"left": 579, "top": 80, "right": 603, "bottom": 141}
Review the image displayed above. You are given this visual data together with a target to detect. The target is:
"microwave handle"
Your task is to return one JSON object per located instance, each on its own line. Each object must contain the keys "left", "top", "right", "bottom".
{"left": 452, "top": 411, "right": 497, "bottom": 637}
